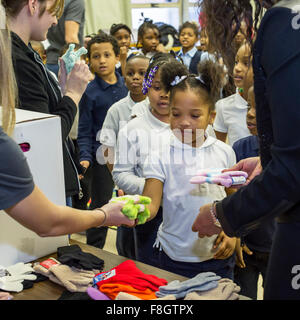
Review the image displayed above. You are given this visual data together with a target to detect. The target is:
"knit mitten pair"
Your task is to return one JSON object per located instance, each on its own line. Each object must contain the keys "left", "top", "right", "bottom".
{"left": 109, "top": 195, "right": 151, "bottom": 225}
{"left": 156, "top": 272, "right": 221, "bottom": 299}
{"left": 184, "top": 278, "right": 241, "bottom": 300}
{"left": 34, "top": 258, "right": 97, "bottom": 292}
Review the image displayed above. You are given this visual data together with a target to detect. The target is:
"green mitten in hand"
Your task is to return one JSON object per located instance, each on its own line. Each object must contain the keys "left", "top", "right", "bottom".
{"left": 109, "top": 195, "right": 151, "bottom": 225}
{"left": 60, "top": 43, "right": 88, "bottom": 74}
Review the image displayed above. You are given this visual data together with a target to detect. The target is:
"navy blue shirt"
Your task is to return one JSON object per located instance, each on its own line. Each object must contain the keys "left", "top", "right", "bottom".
{"left": 77, "top": 72, "right": 128, "bottom": 164}
{"left": 0, "top": 127, "right": 34, "bottom": 210}
{"left": 233, "top": 135, "right": 276, "bottom": 253}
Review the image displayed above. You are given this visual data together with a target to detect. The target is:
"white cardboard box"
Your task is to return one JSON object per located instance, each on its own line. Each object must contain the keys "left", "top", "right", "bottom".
{"left": 0, "top": 108, "right": 69, "bottom": 267}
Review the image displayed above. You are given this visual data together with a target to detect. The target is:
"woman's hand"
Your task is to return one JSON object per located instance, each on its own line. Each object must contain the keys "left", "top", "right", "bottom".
{"left": 222, "top": 156, "right": 262, "bottom": 188}
{"left": 213, "top": 231, "right": 236, "bottom": 259}
{"left": 99, "top": 202, "right": 135, "bottom": 227}
{"left": 192, "top": 203, "right": 222, "bottom": 237}
{"left": 59, "top": 59, "right": 92, "bottom": 105}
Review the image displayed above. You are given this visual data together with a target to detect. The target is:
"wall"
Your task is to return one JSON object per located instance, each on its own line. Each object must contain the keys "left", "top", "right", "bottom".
{"left": 84, "top": 0, "right": 132, "bottom": 36}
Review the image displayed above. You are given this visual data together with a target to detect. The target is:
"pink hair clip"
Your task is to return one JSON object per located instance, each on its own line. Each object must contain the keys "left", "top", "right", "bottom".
{"left": 190, "top": 169, "right": 248, "bottom": 188}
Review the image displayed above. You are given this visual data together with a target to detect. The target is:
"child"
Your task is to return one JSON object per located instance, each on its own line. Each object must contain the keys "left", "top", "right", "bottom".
{"left": 110, "top": 23, "right": 138, "bottom": 76}
{"left": 100, "top": 54, "right": 150, "bottom": 172}
{"left": 177, "top": 21, "right": 202, "bottom": 75}
{"left": 213, "top": 42, "right": 252, "bottom": 146}
{"left": 200, "top": 28, "right": 209, "bottom": 52}
{"left": 233, "top": 86, "right": 276, "bottom": 300}
{"left": 112, "top": 53, "right": 177, "bottom": 263}
{"left": 77, "top": 33, "right": 128, "bottom": 249}
{"left": 141, "top": 60, "right": 237, "bottom": 279}
{"left": 137, "top": 20, "right": 167, "bottom": 59}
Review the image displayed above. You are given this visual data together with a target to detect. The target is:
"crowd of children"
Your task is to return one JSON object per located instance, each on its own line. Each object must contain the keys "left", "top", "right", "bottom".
{"left": 29, "top": 16, "right": 270, "bottom": 299}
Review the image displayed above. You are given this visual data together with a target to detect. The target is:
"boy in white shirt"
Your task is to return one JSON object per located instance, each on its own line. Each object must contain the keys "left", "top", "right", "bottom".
{"left": 100, "top": 55, "right": 150, "bottom": 172}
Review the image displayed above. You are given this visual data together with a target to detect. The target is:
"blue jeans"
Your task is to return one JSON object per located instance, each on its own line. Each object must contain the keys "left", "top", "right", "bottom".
{"left": 153, "top": 246, "right": 235, "bottom": 279}
{"left": 264, "top": 221, "right": 300, "bottom": 300}
{"left": 234, "top": 249, "right": 270, "bottom": 300}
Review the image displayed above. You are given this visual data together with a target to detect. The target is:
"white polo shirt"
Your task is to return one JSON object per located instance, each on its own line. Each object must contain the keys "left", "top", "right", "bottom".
{"left": 213, "top": 89, "right": 251, "bottom": 146}
{"left": 100, "top": 94, "right": 150, "bottom": 148}
{"left": 143, "top": 133, "right": 236, "bottom": 263}
{"left": 112, "top": 102, "right": 171, "bottom": 195}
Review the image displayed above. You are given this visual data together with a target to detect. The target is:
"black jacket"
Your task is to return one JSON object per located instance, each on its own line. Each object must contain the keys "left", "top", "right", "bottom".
{"left": 217, "top": 0, "right": 300, "bottom": 238}
{"left": 11, "top": 32, "right": 80, "bottom": 198}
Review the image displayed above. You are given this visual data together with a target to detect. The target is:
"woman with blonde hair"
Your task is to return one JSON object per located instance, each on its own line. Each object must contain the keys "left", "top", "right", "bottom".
{"left": 2, "top": 0, "right": 90, "bottom": 205}
{"left": 0, "top": 3, "right": 135, "bottom": 300}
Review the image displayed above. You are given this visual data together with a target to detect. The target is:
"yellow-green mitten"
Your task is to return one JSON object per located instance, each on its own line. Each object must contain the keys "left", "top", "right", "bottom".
{"left": 109, "top": 195, "right": 151, "bottom": 224}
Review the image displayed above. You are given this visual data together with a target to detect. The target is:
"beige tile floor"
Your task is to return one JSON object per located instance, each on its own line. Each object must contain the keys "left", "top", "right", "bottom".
{"left": 70, "top": 229, "right": 264, "bottom": 300}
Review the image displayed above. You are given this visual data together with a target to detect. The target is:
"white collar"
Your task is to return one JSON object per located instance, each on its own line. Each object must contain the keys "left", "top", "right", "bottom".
{"left": 127, "top": 92, "right": 138, "bottom": 111}
{"left": 170, "top": 130, "right": 216, "bottom": 150}
{"left": 178, "top": 46, "right": 198, "bottom": 58}
{"left": 144, "top": 103, "right": 170, "bottom": 132}
{"left": 234, "top": 88, "right": 248, "bottom": 109}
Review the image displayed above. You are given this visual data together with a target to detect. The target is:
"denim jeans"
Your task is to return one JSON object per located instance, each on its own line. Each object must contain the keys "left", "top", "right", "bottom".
{"left": 153, "top": 246, "right": 235, "bottom": 279}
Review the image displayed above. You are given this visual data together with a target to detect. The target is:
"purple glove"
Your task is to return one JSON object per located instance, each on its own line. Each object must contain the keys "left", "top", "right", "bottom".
{"left": 86, "top": 287, "right": 111, "bottom": 300}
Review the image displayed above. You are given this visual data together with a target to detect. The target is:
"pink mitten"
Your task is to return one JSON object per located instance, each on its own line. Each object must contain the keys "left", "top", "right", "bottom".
{"left": 190, "top": 170, "right": 248, "bottom": 188}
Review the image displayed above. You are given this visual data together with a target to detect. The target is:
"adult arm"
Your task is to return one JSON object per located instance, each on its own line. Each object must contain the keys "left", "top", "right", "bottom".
{"left": 215, "top": 7, "right": 300, "bottom": 237}
{"left": 64, "top": 0, "right": 85, "bottom": 44}
{"left": 15, "top": 57, "right": 89, "bottom": 141}
{"left": 5, "top": 185, "right": 134, "bottom": 237}
{"left": 65, "top": 21, "right": 80, "bottom": 44}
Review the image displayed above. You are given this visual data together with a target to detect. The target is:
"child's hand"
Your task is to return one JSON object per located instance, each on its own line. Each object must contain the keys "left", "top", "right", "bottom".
{"left": 213, "top": 231, "right": 236, "bottom": 259}
{"left": 156, "top": 43, "right": 168, "bottom": 53}
{"left": 235, "top": 238, "right": 245, "bottom": 268}
{"left": 235, "top": 239, "right": 253, "bottom": 268}
{"left": 119, "top": 46, "right": 128, "bottom": 61}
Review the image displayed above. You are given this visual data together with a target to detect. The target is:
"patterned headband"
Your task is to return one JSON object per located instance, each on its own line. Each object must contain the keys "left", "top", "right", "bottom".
{"left": 142, "top": 65, "right": 159, "bottom": 95}
{"left": 170, "top": 74, "right": 206, "bottom": 87}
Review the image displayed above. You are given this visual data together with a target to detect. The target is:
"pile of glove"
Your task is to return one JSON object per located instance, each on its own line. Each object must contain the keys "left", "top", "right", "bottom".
{"left": 109, "top": 195, "right": 151, "bottom": 225}
{"left": 34, "top": 245, "right": 105, "bottom": 293}
{"left": 91, "top": 260, "right": 167, "bottom": 300}
{"left": 155, "top": 272, "right": 241, "bottom": 300}
{"left": 0, "top": 262, "right": 37, "bottom": 294}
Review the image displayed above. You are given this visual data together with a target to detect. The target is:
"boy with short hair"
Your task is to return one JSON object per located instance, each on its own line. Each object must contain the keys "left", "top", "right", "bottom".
{"left": 177, "top": 21, "right": 202, "bottom": 75}
{"left": 77, "top": 33, "right": 128, "bottom": 249}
